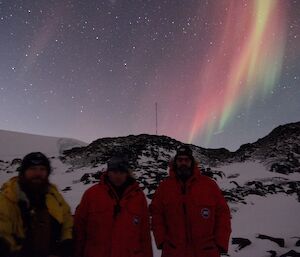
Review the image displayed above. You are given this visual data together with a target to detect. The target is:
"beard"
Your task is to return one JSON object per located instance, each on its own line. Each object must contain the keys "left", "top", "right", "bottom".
{"left": 176, "top": 165, "right": 193, "bottom": 181}
{"left": 19, "top": 175, "right": 49, "bottom": 197}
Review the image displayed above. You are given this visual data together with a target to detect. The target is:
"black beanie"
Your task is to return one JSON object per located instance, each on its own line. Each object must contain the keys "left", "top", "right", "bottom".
{"left": 174, "top": 145, "right": 193, "bottom": 160}
{"left": 19, "top": 152, "right": 51, "bottom": 175}
{"left": 107, "top": 156, "right": 130, "bottom": 172}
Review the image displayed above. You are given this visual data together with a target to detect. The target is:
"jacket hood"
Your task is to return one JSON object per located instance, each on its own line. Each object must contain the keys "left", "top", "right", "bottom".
{"left": 168, "top": 161, "right": 202, "bottom": 180}
{"left": 100, "top": 172, "right": 141, "bottom": 197}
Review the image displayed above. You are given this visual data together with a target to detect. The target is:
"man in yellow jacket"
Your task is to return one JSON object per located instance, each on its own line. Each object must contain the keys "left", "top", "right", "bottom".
{"left": 0, "top": 152, "right": 73, "bottom": 257}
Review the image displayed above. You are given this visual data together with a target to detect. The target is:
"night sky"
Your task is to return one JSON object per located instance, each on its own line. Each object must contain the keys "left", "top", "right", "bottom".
{"left": 0, "top": 0, "right": 299, "bottom": 151}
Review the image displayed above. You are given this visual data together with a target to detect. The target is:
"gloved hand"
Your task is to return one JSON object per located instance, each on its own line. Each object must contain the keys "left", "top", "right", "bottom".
{"left": 0, "top": 237, "right": 10, "bottom": 257}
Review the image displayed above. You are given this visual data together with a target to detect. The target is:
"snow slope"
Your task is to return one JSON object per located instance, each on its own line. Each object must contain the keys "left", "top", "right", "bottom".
{"left": 0, "top": 129, "right": 87, "bottom": 160}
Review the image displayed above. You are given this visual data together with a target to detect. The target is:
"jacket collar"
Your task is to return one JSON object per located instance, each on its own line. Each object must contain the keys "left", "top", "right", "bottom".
{"left": 169, "top": 165, "right": 202, "bottom": 186}
{"left": 0, "top": 176, "right": 60, "bottom": 202}
{"left": 0, "top": 176, "right": 66, "bottom": 223}
{"left": 100, "top": 172, "right": 141, "bottom": 200}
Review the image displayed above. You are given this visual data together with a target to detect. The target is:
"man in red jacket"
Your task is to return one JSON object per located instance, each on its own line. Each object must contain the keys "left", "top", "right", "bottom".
{"left": 150, "top": 145, "right": 231, "bottom": 257}
{"left": 74, "top": 155, "right": 153, "bottom": 257}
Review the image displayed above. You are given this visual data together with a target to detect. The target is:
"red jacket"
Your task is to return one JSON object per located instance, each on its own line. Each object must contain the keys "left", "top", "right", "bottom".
{"left": 74, "top": 175, "right": 153, "bottom": 257}
{"left": 150, "top": 166, "right": 231, "bottom": 257}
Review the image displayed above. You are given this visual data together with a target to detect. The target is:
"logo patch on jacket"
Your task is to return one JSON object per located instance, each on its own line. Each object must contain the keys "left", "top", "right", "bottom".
{"left": 133, "top": 216, "right": 140, "bottom": 225}
{"left": 201, "top": 208, "right": 210, "bottom": 219}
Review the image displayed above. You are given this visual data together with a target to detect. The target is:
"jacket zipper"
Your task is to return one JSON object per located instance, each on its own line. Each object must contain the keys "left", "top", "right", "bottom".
{"left": 181, "top": 183, "right": 190, "bottom": 247}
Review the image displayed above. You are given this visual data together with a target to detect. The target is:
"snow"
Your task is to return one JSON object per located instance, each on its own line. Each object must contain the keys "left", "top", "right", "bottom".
{"left": 0, "top": 131, "right": 299, "bottom": 257}
{"left": 0, "top": 129, "right": 87, "bottom": 160}
{"left": 216, "top": 161, "right": 300, "bottom": 190}
{"left": 229, "top": 194, "right": 300, "bottom": 256}
{"left": 231, "top": 194, "right": 300, "bottom": 237}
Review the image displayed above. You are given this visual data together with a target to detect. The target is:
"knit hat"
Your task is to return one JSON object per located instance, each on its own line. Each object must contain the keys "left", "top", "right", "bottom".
{"left": 107, "top": 156, "right": 130, "bottom": 173}
{"left": 174, "top": 145, "right": 193, "bottom": 160}
{"left": 19, "top": 152, "right": 51, "bottom": 175}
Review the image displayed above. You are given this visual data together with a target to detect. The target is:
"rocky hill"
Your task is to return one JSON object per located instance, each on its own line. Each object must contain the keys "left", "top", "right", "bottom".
{"left": 0, "top": 122, "right": 299, "bottom": 257}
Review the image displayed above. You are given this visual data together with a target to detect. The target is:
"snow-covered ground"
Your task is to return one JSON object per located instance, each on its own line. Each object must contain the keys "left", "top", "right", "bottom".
{"left": 0, "top": 130, "right": 299, "bottom": 257}
{"left": 217, "top": 161, "right": 300, "bottom": 189}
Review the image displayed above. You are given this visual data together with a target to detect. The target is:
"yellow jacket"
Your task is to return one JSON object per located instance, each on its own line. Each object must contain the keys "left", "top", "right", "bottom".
{"left": 0, "top": 176, "right": 73, "bottom": 252}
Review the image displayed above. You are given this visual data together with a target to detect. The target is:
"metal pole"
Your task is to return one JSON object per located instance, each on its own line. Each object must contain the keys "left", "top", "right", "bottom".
{"left": 155, "top": 102, "right": 158, "bottom": 135}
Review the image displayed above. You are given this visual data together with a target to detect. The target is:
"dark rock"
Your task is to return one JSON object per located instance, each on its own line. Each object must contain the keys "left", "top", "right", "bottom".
{"left": 232, "top": 237, "right": 251, "bottom": 250}
{"left": 80, "top": 173, "right": 90, "bottom": 182}
{"left": 257, "top": 234, "right": 285, "bottom": 248}
{"left": 280, "top": 250, "right": 300, "bottom": 257}
{"left": 227, "top": 173, "right": 240, "bottom": 179}
{"left": 11, "top": 158, "right": 22, "bottom": 166}
{"left": 270, "top": 163, "right": 292, "bottom": 174}
{"left": 91, "top": 171, "right": 102, "bottom": 180}
{"left": 62, "top": 186, "right": 71, "bottom": 192}
{"left": 267, "top": 250, "right": 277, "bottom": 257}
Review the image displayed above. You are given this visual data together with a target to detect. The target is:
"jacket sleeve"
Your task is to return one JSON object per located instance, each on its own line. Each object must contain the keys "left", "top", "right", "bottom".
{"left": 74, "top": 191, "right": 89, "bottom": 257}
{"left": 140, "top": 195, "right": 153, "bottom": 257}
{"left": 0, "top": 194, "right": 16, "bottom": 254}
{"left": 149, "top": 183, "right": 166, "bottom": 249}
{"left": 213, "top": 182, "right": 232, "bottom": 253}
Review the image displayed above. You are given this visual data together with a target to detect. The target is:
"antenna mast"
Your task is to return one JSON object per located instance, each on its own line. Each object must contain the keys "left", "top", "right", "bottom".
{"left": 155, "top": 102, "right": 158, "bottom": 135}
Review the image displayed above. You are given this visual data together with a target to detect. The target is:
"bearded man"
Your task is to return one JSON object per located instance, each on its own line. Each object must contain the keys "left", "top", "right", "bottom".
{"left": 0, "top": 152, "right": 73, "bottom": 257}
{"left": 150, "top": 145, "right": 231, "bottom": 257}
